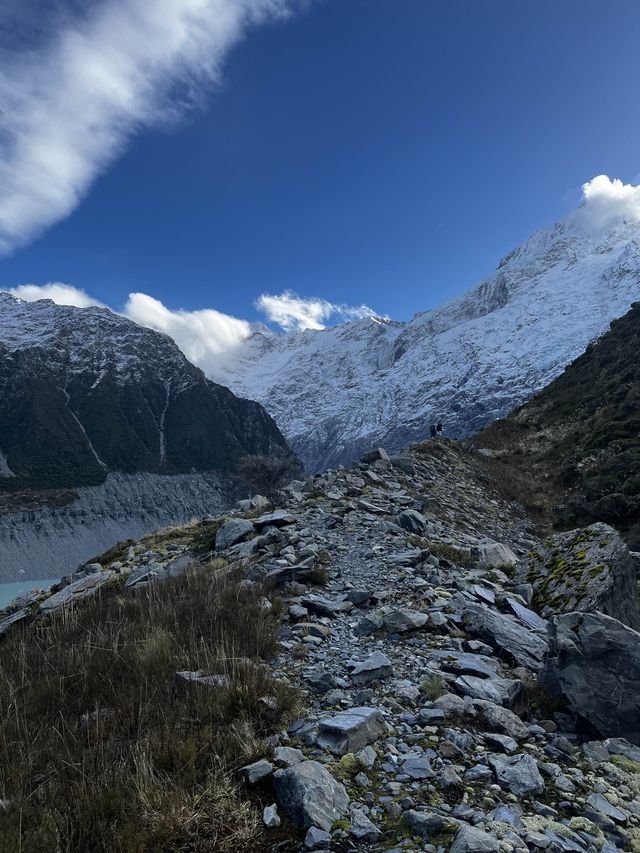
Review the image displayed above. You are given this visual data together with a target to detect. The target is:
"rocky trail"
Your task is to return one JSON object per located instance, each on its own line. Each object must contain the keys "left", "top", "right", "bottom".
{"left": 3, "top": 439, "right": 640, "bottom": 852}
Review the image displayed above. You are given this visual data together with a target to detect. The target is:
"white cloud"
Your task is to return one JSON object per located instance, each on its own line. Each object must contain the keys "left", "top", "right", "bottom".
{"left": 256, "top": 290, "right": 377, "bottom": 331}
{"left": 2, "top": 283, "right": 381, "bottom": 374}
{"left": 571, "top": 175, "right": 640, "bottom": 232}
{"left": 5, "top": 282, "right": 106, "bottom": 308}
{"left": 123, "top": 292, "right": 252, "bottom": 371}
{"left": 0, "top": 0, "right": 299, "bottom": 255}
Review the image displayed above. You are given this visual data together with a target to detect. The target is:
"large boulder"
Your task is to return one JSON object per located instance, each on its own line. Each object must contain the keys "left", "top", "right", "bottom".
{"left": 487, "top": 753, "right": 545, "bottom": 797}
{"left": 518, "top": 523, "right": 640, "bottom": 629}
{"left": 472, "top": 539, "right": 518, "bottom": 567}
{"left": 463, "top": 603, "right": 547, "bottom": 671}
{"left": 396, "top": 510, "right": 429, "bottom": 535}
{"left": 215, "top": 518, "right": 254, "bottom": 550}
{"left": 543, "top": 611, "right": 640, "bottom": 744}
{"left": 274, "top": 760, "right": 349, "bottom": 831}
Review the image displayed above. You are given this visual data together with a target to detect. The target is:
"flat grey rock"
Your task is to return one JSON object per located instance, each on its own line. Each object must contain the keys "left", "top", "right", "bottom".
{"left": 430, "top": 649, "right": 499, "bottom": 679}
{"left": 506, "top": 597, "right": 548, "bottom": 633}
{"left": 253, "top": 510, "right": 297, "bottom": 527}
{"left": 317, "top": 706, "right": 387, "bottom": 755}
{"left": 473, "top": 540, "right": 518, "bottom": 567}
{"left": 301, "top": 594, "right": 353, "bottom": 618}
{"left": 396, "top": 509, "right": 429, "bottom": 535}
{"left": 350, "top": 809, "right": 381, "bottom": 841}
{"left": 350, "top": 651, "right": 394, "bottom": 684}
{"left": 263, "top": 803, "right": 281, "bottom": 828}
{"left": 40, "top": 570, "right": 114, "bottom": 613}
{"left": 274, "top": 760, "right": 349, "bottom": 831}
{"left": 273, "top": 746, "right": 305, "bottom": 766}
{"left": 355, "top": 612, "right": 384, "bottom": 636}
{"left": 0, "top": 608, "right": 28, "bottom": 637}
{"left": 240, "top": 758, "right": 273, "bottom": 785}
{"left": 383, "top": 607, "right": 429, "bottom": 633}
{"left": 454, "top": 674, "right": 520, "bottom": 707}
{"left": 401, "top": 755, "right": 434, "bottom": 779}
{"left": 304, "top": 826, "right": 331, "bottom": 849}
{"left": 451, "top": 824, "right": 502, "bottom": 853}
{"left": 473, "top": 699, "right": 529, "bottom": 741}
{"left": 586, "top": 793, "right": 628, "bottom": 824}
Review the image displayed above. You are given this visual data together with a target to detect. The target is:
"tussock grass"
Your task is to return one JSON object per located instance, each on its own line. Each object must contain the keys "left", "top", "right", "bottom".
{"left": 0, "top": 566, "right": 298, "bottom": 853}
{"left": 90, "top": 518, "right": 227, "bottom": 566}
{"left": 420, "top": 673, "right": 445, "bottom": 700}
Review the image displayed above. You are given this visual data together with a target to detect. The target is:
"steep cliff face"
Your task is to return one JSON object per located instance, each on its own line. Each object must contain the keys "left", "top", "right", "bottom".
{"left": 0, "top": 294, "right": 292, "bottom": 491}
{"left": 210, "top": 217, "right": 640, "bottom": 471}
{"left": 476, "top": 302, "right": 640, "bottom": 545}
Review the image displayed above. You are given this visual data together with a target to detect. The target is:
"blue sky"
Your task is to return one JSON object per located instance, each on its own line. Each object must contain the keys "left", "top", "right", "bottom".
{"left": 1, "top": 0, "right": 639, "bottom": 327}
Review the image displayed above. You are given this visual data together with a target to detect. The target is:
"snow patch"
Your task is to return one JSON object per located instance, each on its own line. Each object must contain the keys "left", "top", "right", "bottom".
{"left": 159, "top": 381, "right": 171, "bottom": 462}
{"left": 61, "top": 385, "right": 107, "bottom": 470}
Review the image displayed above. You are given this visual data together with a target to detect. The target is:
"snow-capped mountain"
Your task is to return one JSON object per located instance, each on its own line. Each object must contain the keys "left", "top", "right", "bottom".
{"left": 210, "top": 215, "right": 640, "bottom": 471}
{"left": 0, "top": 294, "right": 291, "bottom": 491}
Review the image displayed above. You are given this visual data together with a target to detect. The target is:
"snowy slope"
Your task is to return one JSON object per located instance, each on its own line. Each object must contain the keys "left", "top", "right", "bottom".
{"left": 210, "top": 216, "right": 640, "bottom": 471}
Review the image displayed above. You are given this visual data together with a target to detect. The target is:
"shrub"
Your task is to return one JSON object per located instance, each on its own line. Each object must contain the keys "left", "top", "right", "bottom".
{"left": 235, "top": 454, "right": 303, "bottom": 501}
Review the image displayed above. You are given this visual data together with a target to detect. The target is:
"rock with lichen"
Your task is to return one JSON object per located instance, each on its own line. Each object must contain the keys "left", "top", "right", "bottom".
{"left": 517, "top": 522, "right": 640, "bottom": 629}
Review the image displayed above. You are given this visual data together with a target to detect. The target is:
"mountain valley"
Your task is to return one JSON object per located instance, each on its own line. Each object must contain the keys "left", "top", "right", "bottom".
{"left": 0, "top": 294, "right": 295, "bottom": 578}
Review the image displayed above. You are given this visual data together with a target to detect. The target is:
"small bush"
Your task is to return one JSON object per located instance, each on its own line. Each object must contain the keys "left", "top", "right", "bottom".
{"left": 235, "top": 454, "right": 303, "bottom": 501}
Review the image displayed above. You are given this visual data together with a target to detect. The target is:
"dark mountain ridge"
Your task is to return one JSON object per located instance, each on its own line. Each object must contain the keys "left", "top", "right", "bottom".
{"left": 0, "top": 294, "right": 293, "bottom": 494}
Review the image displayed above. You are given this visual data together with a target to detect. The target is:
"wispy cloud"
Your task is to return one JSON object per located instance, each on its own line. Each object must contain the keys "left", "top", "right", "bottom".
{"left": 0, "top": 0, "right": 299, "bottom": 255}
{"left": 256, "top": 290, "right": 378, "bottom": 331}
{"left": 571, "top": 175, "right": 640, "bottom": 233}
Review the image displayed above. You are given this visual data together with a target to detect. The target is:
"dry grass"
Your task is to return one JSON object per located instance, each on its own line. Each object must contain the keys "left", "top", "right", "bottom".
{"left": 0, "top": 566, "right": 299, "bottom": 853}
{"left": 89, "top": 518, "right": 227, "bottom": 566}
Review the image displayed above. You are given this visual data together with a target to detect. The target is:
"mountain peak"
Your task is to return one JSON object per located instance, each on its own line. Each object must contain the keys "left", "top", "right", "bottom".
{"left": 209, "top": 207, "right": 640, "bottom": 471}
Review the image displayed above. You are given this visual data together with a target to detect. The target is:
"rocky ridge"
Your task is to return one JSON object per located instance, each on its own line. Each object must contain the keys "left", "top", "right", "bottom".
{"left": 4, "top": 438, "right": 640, "bottom": 852}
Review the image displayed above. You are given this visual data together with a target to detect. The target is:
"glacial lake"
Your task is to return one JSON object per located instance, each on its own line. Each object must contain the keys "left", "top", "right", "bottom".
{"left": 0, "top": 579, "right": 58, "bottom": 610}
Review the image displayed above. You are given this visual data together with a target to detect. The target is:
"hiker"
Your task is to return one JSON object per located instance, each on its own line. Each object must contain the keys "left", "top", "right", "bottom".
{"left": 430, "top": 425, "right": 437, "bottom": 438}
{"left": 436, "top": 422, "right": 443, "bottom": 435}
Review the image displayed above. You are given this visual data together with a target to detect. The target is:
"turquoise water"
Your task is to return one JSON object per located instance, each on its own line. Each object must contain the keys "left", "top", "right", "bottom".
{"left": 0, "top": 579, "right": 58, "bottom": 610}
